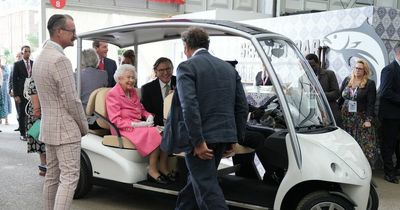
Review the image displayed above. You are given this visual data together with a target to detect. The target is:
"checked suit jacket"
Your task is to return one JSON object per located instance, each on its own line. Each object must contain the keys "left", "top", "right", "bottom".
{"left": 32, "top": 41, "right": 88, "bottom": 145}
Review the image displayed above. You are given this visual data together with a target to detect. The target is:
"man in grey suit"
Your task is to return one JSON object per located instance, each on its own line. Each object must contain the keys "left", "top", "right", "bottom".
{"left": 32, "top": 14, "right": 88, "bottom": 209}
{"left": 167, "top": 27, "right": 248, "bottom": 210}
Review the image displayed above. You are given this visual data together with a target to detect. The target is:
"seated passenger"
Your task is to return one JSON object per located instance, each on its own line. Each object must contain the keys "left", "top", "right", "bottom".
{"left": 106, "top": 64, "right": 174, "bottom": 184}
{"left": 255, "top": 66, "right": 272, "bottom": 86}
{"left": 79, "top": 48, "right": 108, "bottom": 111}
{"left": 141, "top": 57, "right": 176, "bottom": 126}
{"left": 121, "top": 49, "right": 135, "bottom": 66}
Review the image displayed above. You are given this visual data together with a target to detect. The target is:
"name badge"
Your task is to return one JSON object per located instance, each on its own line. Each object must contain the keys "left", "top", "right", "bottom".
{"left": 348, "top": 100, "right": 357, "bottom": 113}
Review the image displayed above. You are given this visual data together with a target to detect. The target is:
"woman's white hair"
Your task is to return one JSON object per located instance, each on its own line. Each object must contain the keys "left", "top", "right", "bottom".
{"left": 114, "top": 64, "right": 137, "bottom": 83}
{"left": 81, "top": 48, "right": 98, "bottom": 68}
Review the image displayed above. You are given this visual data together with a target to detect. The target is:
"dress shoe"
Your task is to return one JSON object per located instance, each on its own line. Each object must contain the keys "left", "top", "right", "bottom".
{"left": 384, "top": 174, "right": 399, "bottom": 184}
{"left": 14, "top": 128, "right": 20, "bottom": 131}
{"left": 20, "top": 136, "right": 27, "bottom": 141}
{"left": 160, "top": 171, "right": 177, "bottom": 182}
{"left": 147, "top": 173, "right": 169, "bottom": 184}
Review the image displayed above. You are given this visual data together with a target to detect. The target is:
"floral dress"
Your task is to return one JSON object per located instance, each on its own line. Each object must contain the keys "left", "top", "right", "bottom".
{"left": 26, "top": 79, "right": 45, "bottom": 154}
{"left": 339, "top": 78, "right": 380, "bottom": 167}
{"left": 0, "top": 65, "right": 12, "bottom": 118}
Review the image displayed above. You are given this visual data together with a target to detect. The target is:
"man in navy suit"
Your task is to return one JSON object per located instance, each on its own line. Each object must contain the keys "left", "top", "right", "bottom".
{"left": 93, "top": 41, "right": 117, "bottom": 87}
{"left": 170, "top": 27, "right": 248, "bottom": 210}
{"left": 141, "top": 57, "right": 176, "bottom": 126}
{"left": 379, "top": 43, "right": 400, "bottom": 184}
{"left": 12, "top": 45, "right": 32, "bottom": 140}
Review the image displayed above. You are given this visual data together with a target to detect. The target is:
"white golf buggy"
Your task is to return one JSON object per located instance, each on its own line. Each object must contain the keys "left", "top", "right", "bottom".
{"left": 73, "top": 19, "right": 378, "bottom": 210}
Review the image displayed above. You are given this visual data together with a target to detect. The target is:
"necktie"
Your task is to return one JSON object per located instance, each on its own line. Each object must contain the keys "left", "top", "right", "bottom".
{"left": 98, "top": 58, "right": 104, "bottom": 70}
{"left": 164, "top": 84, "right": 170, "bottom": 99}
{"left": 26, "top": 61, "right": 31, "bottom": 77}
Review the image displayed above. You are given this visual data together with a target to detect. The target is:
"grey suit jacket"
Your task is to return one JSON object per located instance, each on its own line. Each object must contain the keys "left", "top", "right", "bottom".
{"left": 32, "top": 41, "right": 88, "bottom": 145}
{"left": 162, "top": 50, "right": 248, "bottom": 153}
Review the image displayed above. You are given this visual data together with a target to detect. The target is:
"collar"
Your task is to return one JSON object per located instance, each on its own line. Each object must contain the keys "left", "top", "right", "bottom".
{"left": 115, "top": 83, "right": 135, "bottom": 97}
{"left": 192, "top": 48, "right": 207, "bottom": 57}
{"left": 158, "top": 79, "right": 171, "bottom": 88}
{"left": 23, "top": 58, "right": 30, "bottom": 63}
{"left": 46, "top": 40, "right": 64, "bottom": 54}
{"left": 395, "top": 58, "right": 400, "bottom": 67}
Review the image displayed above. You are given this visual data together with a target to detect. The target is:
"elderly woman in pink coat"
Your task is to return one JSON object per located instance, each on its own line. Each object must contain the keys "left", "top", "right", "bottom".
{"left": 106, "top": 64, "right": 173, "bottom": 184}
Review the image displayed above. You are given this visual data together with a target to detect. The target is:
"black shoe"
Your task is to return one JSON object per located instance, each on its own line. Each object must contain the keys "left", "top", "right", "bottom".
{"left": 14, "top": 128, "right": 20, "bottom": 131}
{"left": 160, "top": 171, "right": 177, "bottom": 182}
{"left": 384, "top": 174, "right": 399, "bottom": 184}
{"left": 147, "top": 173, "right": 169, "bottom": 184}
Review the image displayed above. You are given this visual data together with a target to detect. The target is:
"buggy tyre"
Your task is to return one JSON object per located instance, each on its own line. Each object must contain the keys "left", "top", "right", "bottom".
{"left": 296, "top": 191, "right": 354, "bottom": 210}
{"left": 74, "top": 155, "right": 92, "bottom": 199}
{"left": 367, "top": 184, "right": 379, "bottom": 210}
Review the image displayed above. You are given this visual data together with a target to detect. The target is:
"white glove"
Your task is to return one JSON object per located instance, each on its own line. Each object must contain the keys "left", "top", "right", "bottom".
{"left": 146, "top": 115, "right": 154, "bottom": 124}
{"left": 131, "top": 121, "right": 153, "bottom": 128}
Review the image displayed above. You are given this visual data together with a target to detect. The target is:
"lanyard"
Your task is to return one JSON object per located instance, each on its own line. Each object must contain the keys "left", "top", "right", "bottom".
{"left": 349, "top": 87, "right": 358, "bottom": 100}
{"left": 261, "top": 71, "right": 268, "bottom": 85}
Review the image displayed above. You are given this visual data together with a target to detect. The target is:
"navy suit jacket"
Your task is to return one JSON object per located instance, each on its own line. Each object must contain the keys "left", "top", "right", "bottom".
{"left": 161, "top": 50, "right": 248, "bottom": 153}
{"left": 13, "top": 59, "right": 33, "bottom": 97}
{"left": 104, "top": 57, "right": 117, "bottom": 87}
{"left": 141, "top": 76, "right": 176, "bottom": 126}
{"left": 379, "top": 60, "right": 400, "bottom": 119}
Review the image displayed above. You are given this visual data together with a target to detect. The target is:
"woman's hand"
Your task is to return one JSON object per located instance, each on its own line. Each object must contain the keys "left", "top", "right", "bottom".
{"left": 363, "top": 121, "right": 371, "bottom": 128}
{"left": 33, "top": 108, "right": 41, "bottom": 119}
{"left": 131, "top": 121, "right": 153, "bottom": 128}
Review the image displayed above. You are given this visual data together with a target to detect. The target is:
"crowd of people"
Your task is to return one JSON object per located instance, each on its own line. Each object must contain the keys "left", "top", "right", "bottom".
{"left": 1, "top": 11, "right": 400, "bottom": 210}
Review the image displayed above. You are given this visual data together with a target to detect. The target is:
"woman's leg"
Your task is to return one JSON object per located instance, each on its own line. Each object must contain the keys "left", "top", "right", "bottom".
{"left": 159, "top": 151, "right": 169, "bottom": 174}
{"left": 148, "top": 148, "right": 161, "bottom": 178}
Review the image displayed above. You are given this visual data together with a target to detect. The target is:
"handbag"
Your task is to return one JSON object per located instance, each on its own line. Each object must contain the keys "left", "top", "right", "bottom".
{"left": 27, "top": 119, "right": 41, "bottom": 140}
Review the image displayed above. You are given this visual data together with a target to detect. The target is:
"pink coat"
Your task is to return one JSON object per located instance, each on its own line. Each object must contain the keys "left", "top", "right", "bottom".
{"left": 106, "top": 84, "right": 161, "bottom": 156}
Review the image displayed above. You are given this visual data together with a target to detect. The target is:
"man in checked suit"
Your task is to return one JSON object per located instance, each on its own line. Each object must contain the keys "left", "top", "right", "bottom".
{"left": 32, "top": 14, "right": 88, "bottom": 209}
{"left": 164, "top": 27, "right": 248, "bottom": 210}
{"left": 92, "top": 40, "right": 117, "bottom": 87}
{"left": 141, "top": 57, "right": 176, "bottom": 126}
{"left": 12, "top": 45, "right": 33, "bottom": 140}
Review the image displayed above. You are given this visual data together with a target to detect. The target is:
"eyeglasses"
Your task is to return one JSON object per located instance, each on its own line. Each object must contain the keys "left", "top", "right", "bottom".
{"left": 156, "top": 67, "right": 172, "bottom": 73}
{"left": 61, "top": 28, "right": 76, "bottom": 34}
{"left": 355, "top": 67, "right": 364, "bottom": 70}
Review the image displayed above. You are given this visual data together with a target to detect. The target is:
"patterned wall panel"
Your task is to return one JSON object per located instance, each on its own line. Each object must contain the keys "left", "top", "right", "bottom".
{"left": 373, "top": 7, "right": 400, "bottom": 61}
{"left": 207, "top": 0, "right": 232, "bottom": 9}
{"left": 233, "top": 0, "right": 257, "bottom": 11}
{"left": 244, "top": 6, "right": 395, "bottom": 87}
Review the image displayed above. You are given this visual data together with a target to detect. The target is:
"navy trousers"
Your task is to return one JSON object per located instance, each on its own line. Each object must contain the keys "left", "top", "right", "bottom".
{"left": 381, "top": 119, "right": 400, "bottom": 176}
{"left": 175, "top": 143, "right": 228, "bottom": 210}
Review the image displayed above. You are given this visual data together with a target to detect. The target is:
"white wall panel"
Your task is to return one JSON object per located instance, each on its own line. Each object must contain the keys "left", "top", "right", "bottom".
{"left": 305, "top": 0, "right": 328, "bottom": 10}
{"left": 233, "top": 0, "right": 257, "bottom": 11}
{"left": 184, "top": 0, "right": 206, "bottom": 13}
{"left": 208, "top": 0, "right": 232, "bottom": 9}
{"left": 115, "top": 0, "right": 147, "bottom": 8}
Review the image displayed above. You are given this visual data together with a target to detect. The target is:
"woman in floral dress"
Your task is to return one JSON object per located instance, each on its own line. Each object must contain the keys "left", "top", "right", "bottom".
{"left": 338, "top": 59, "right": 380, "bottom": 167}
{"left": 25, "top": 79, "right": 46, "bottom": 176}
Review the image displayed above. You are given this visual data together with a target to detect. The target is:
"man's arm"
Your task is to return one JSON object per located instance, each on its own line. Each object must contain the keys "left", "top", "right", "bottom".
{"left": 54, "top": 56, "right": 88, "bottom": 136}
{"left": 235, "top": 72, "right": 249, "bottom": 142}
{"left": 324, "top": 71, "right": 340, "bottom": 102}
{"left": 380, "top": 66, "right": 400, "bottom": 105}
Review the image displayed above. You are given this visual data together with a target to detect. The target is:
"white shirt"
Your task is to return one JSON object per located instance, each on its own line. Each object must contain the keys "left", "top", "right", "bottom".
{"left": 158, "top": 79, "right": 171, "bottom": 99}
